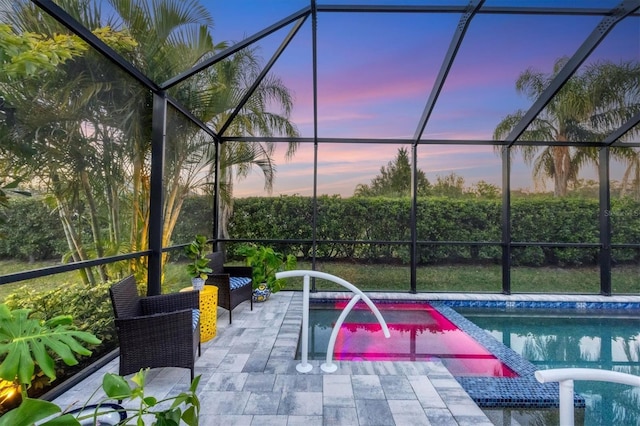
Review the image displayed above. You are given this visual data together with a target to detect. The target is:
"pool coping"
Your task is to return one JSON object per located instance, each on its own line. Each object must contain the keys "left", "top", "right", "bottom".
{"left": 308, "top": 292, "right": 640, "bottom": 409}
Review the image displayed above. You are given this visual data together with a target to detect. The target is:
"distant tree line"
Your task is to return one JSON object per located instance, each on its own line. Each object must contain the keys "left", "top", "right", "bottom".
{"left": 354, "top": 147, "right": 501, "bottom": 199}
{"left": 352, "top": 147, "right": 633, "bottom": 200}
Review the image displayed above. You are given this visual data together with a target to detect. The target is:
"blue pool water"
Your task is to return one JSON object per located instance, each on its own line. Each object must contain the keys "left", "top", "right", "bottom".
{"left": 456, "top": 307, "right": 640, "bottom": 426}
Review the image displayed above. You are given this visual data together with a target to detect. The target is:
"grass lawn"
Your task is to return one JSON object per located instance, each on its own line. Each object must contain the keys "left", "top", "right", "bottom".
{"left": 1, "top": 260, "right": 638, "bottom": 301}
{"left": 0, "top": 260, "right": 77, "bottom": 301}
{"left": 278, "top": 261, "right": 639, "bottom": 294}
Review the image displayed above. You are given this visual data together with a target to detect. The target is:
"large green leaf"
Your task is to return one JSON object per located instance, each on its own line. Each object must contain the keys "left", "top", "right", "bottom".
{"left": 102, "top": 372, "right": 132, "bottom": 399}
{"left": 0, "top": 397, "right": 64, "bottom": 426}
{"left": 0, "top": 304, "right": 101, "bottom": 385}
{"left": 181, "top": 405, "right": 198, "bottom": 426}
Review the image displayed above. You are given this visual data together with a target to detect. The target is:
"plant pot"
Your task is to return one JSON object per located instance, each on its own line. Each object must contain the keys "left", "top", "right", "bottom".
{"left": 191, "top": 277, "right": 205, "bottom": 291}
{"left": 66, "top": 403, "right": 127, "bottom": 425}
{"left": 252, "top": 284, "right": 271, "bottom": 302}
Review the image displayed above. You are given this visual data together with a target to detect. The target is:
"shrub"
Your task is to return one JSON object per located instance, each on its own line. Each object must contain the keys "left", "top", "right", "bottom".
{"left": 0, "top": 198, "right": 67, "bottom": 261}
{"left": 4, "top": 281, "right": 116, "bottom": 351}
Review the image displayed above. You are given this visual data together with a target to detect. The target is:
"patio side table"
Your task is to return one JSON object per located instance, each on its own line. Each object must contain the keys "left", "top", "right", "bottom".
{"left": 181, "top": 285, "right": 217, "bottom": 342}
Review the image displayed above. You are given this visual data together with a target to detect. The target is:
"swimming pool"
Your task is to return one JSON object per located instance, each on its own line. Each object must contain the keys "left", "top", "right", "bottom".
{"left": 302, "top": 298, "right": 640, "bottom": 425}
{"left": 456, "top": 306, "right": 640, "bottom": 426}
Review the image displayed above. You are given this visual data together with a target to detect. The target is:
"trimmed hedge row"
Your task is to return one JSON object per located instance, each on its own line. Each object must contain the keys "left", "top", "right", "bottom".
{"left": 2, "top": 195, "right": 639, "bottom": 266}
{"left": 229, "top": 195, "right": 640, "bottom": 266}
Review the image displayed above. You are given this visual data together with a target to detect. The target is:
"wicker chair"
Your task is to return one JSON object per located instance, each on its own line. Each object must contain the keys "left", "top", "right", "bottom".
{"left": 109, "top": 276, "right": 201, "bottom": 381}
{"left": 205, "top": 252, "right": 253, "bottom": 324}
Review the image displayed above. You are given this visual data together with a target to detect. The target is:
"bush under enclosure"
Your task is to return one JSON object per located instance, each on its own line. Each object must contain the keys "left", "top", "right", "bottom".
{"left": 3, "top": 195, "right": 639, "bottom": 267}
{"left": 226, "top": 195, "right": 639, "bottom": 267}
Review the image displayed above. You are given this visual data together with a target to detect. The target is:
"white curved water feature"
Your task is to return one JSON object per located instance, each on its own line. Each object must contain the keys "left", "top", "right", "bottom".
{"left": 275, "top": 270, "right": 391, "bottom": 373}
{"left": 535, "top": 368, "right": 640, "bottom": 426}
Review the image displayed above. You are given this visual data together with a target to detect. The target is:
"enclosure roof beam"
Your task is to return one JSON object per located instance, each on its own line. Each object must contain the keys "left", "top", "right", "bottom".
{"left": 218, "top": 15, "right": 308, "bottom": 137}
{"left": 316, "top": 4, "right": 634, "bottom": 16}
{"left": 604, "top": 111, "right": 640, "bottom": 146}
{"left": 412, "top": 0, "right": 484, "bottom": 145}
{"left": 161, "top": 7, "right": 311, "bottom": 90}
{"left": 220, "top": 136, "right": 625, "bottom": 147}
{"left": 166, "top": 96, "right": 220, "bottom": 141}
{"left": 505, "top": 0, "right": 640, "bottom": 148}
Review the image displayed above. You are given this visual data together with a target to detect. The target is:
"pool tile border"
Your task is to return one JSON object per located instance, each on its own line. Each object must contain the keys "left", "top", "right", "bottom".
{"left": 440, "top": 299, "right": 640, "bottom": 311}
{"left": 430, "top": 302, "right": 575, "bottom": 409}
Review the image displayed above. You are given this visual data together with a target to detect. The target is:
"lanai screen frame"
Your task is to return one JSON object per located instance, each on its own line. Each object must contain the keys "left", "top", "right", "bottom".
{"left": 3, "top": 0, "right": 639, "bottom": 296}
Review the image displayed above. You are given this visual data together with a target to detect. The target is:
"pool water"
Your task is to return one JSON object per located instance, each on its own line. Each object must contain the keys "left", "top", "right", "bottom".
{"left": 456, "top": 307, "right": 640, "bottom": 426}
{"left": 302, "top": 301, "right": 517, "bottom": 377}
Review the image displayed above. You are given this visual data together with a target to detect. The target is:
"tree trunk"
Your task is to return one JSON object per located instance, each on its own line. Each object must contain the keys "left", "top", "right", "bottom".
{"left": 80, "top": 169, "right": 108, "bottom": 282}
{"left": 56, "top": 198, "right": 94, "bottom": 286}
{"left": 553, "top": 145, "right": 571, "bottom": 197}
{"left": 129, "top": 153, "right": 150, "bottom": 281}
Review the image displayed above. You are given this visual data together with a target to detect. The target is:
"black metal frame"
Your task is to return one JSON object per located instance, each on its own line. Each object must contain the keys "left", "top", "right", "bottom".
{"left": 6, "top": 1, "right": 639, "bottom": 296}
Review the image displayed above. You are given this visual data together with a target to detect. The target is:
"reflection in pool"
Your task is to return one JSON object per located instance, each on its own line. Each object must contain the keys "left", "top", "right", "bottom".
{"left": 456, "top": 307, "right": 640, "bottom": 426}
{"left": 301, "top": 301, "right": 517, "bottom": 377}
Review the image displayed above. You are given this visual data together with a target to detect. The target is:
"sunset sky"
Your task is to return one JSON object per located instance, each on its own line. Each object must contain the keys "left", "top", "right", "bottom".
{"left": 199, "top": 1, "right": 639, "bottom": 197}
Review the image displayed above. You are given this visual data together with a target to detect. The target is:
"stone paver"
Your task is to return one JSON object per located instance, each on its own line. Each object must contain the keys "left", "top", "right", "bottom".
{"left": 52, "top": 291, "right": 494, "bottom": 425}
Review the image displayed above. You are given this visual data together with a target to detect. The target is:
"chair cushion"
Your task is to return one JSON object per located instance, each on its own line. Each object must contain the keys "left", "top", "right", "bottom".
{"left": 229, "top": 277, "right": 251, "bottom": 290}
{"left": 192, "top": 309, "right": 200, "bottom": 330}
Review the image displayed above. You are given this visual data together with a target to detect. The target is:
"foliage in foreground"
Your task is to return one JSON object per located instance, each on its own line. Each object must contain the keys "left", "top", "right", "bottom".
{"left": 0, "top": 304, "right": 101, "bottom": 396}
{"left": 0, "top": 281, "right": 116, "bottom": 409}
{"left": 0, "top": 369, "right": 201, "bottom": 426}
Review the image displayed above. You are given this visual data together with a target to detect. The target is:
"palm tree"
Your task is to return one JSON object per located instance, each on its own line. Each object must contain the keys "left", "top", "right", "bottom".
{"left": 190, "top": 46, "right": 300, "bottom": 242}
{"left": 2, "top": 0, "right": 299, "bottom": 282}
{"left": 107, "top": 0, "right": 299, "bottom": 251}
{"left": 0, "top": 1, "right": 139, "bottom": 284}
{"left": 494, "top": 57, "right": 640, "bottom": 197}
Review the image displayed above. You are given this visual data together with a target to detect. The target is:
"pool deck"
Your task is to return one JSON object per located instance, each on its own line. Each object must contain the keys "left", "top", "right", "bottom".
{"left": 52, "top": 291, "right": 640, "bottom": 425}
{"left": 53, "top": 291, "right": 496, "bottom": 425}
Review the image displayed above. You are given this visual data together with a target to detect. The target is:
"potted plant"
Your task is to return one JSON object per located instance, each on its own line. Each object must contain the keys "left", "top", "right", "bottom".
{"left": 235, "top": 244, "right": 297, "bottom": 302}
{"left": 184, "top": 235, "right": 212, "bottom": 290}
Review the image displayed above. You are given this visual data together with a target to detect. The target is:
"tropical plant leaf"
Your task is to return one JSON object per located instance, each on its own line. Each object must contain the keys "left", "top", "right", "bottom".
{"left": 143, "top": 395, "right": 158, "bottom": 406}
{"left": 45, "top": 315, "right": 74, "bottom": 327}
{"left": 0, "top": 304, "right": 101, "bottom": 385}
{"left": 31, "top": 338, "right": 56, "bottom": 382}
{"left": 0, "top": 347, "right": 23, "bottom": 384}
{"left": 102, "top": 372, "right": 132, "bottom": 399}
{"left": 0, "top": 397, "right": 63, "bottom": 426}
{"left": 181, "top": 405, "right": 198, "bottom": 426}
{"left": 189, "top": 374, "right": 201, "bottom": 393}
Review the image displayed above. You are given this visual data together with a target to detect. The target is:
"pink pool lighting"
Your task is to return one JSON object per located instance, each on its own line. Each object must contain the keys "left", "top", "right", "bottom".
{"left": 331, "top": 301, "right": 517, "bottom": 378}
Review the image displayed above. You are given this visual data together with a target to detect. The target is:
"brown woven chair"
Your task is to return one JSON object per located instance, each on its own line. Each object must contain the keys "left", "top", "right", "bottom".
{"left": 109, "top": 276, "right": 201, "bottom": 381}
{"left": 205, "top": 252, "right": 253, "bottom": 324}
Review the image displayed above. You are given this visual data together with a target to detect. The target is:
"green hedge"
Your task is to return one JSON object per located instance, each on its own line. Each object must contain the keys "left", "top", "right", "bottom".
{"left": 230, "top": 195, "right": 640, "bottom": 267}
{"left": 3, "top": 281, "right": 116, "bottom": 346}
{"left": 1, "top": 195, "right": 639, "bottom": 267}
{"left": 171, "top": 196, "right": 214, "bottom": 245}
